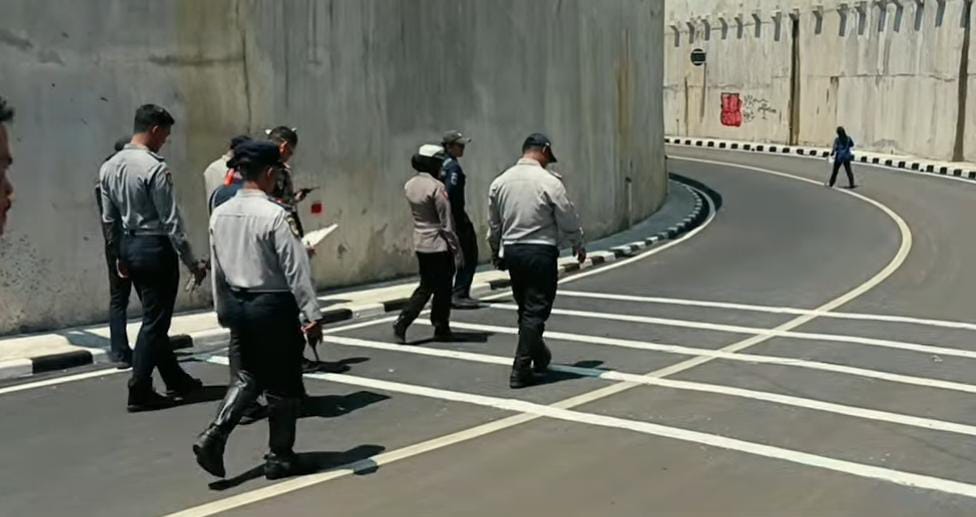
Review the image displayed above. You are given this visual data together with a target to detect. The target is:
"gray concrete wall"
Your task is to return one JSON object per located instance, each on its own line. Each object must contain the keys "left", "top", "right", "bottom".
{"left": 0, "top": 0, "right": 666, "bottom": 334}
{"left": 666, "top": 0, "right": 976, "bottom": 162}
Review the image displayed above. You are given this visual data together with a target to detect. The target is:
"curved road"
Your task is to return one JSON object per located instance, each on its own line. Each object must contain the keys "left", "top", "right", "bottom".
{"left": 2, "top": 148, "right": 976, "bottom": 516}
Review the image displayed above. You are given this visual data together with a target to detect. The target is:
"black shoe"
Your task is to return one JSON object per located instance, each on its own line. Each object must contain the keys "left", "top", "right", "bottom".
{"left": 433, "top": 325, "right": 454, "bottom": 342}
{"left": 264, "top": 452, "right": 309, "bottom": 480}
{"left": 451, "top": 297, "right": 480, "bottom": 309}
{"left": 393, "top": 318, "right": 409, "bottom": 344}
{"left": 239, "top": 402, "right": 269, "bottom": 426}
{"left": 533, "top": 342, "right": 552, "bottom": 374}
{"left": 127, "top": 389, "right": 175, "bottom": 412}
{"left": 166, "top": 376, "right": 204, "bottom": 401}
{"left": 115, "top": 360, "right": 132, "bottom": 370}
{"left": 193, "top": 427, "right": 229, "bottom": 478}
{"left": 509, "top": 369, "right": 539, "bottom": 389}
{"left": 301, "top": 357, "right": 319, "bottom": 373}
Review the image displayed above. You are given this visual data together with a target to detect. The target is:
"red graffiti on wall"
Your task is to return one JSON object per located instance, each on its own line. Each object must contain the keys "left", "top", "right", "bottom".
{"left": 721, "top": 93, "right": 743, "bottom": 127}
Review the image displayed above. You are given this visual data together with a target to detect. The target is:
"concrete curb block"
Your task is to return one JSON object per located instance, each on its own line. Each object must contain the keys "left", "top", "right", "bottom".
{"left": 665, "top": 136, "right": 976, "bottom": 182}
{"left": 0, "top": 181, "right": 714, "bottom": 382}
{"left": 0, "top": 349, "right": 109, "bottom": 380}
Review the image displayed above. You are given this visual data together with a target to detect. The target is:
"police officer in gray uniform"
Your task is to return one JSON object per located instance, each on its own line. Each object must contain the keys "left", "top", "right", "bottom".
{"left": 439, "top": 130, "right": 479, "bottom": 308}
{"left": 393, "top": 144, "right": 463, "bottom": 344}
{"left": 488, "top": 133, "right": 585, "bottom": 388}
{"left": 194, "top": 141, "right": 324, "bottom": 480}
{"left": 99, "top": 105, "right": 208, "bottom": 411}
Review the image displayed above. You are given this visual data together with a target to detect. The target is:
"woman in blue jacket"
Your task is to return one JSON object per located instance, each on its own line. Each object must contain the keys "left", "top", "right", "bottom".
{"left": 828, "top": 126, "right": 857, "bottom": 188}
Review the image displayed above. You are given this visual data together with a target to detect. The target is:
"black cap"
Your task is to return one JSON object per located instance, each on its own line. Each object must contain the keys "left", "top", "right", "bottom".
{"left": 522, "top": 132, "right": 557, "bottom": 163}
{"left": 442, "top": 130, "right": 472, "bottom": 146}
{"left": 229, "top": 141, "right": 282, "bottom": 169}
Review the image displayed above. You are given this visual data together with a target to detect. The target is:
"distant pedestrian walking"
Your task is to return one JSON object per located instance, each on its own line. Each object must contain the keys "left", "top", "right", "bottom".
{"left": 488, "top": 134, "right": 585, "bottom": 389}
{"left": 828, "top": 127, "right": 857, "bottom": 189}
{"left": 393, "top": 144, "right": 463, "bottom": 344}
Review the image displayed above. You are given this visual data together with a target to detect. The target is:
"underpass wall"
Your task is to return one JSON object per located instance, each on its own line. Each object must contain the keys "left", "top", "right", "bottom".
{"left": 666, "top": 0, "right": 976, "bottom": 162}
{"left": 0, "top": 0, "right": 666, "bottom": 335}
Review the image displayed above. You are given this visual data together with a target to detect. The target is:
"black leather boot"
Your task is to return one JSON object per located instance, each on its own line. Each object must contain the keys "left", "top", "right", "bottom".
{"left": 127, "top": 384, "right": 174, "bottom": 413}
{"left": 433, "top": 323, "right": 454, "bottom": 342}
{"left": 264, "top": 394, "right": 306, "bottom": 480}
{"left": 392, "top": 315, "right": 411, "bottom": 344}
{"left": 193, "top": 371, "right": 260, "bottom": 477}
{"left": 533, "top": 340, "right": 552, "bottom": 374}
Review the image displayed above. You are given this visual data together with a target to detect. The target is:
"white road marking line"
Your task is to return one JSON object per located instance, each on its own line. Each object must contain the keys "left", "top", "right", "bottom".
{"left": 322, "top": 334, "right": 976, "bottom": 437}
{"left": 0, "top": 367, "right": 126, "bottom": 396}
{"left": 165, "top": 195, "right": 724, "bottom": 516}
{"left": 558, "top": 290, "right": 976, "bottom": 332}
{"left": 199, "top": 355, "right": 976, "bottom": 502}
{"left": 170, "top": 166, "right": 912, "bottom": 515}
{"left": 487, "top": 304, "right": 976, "bottom": 360}
{"left": 440, "top": 320, "right": 976, "bottom": 394}
{"left": 668, "top": 146, "right": 976, "bottom": 187}
{"left": 627, "top": 157, "right": 912, "bottom": 382}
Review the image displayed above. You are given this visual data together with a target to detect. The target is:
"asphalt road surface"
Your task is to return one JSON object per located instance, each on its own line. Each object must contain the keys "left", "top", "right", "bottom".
{"left": 3, "top": 147, "right": 976, "bottom": 516}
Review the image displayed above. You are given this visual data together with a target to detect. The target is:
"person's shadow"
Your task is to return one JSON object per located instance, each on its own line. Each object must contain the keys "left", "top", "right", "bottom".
{"left": 301, "top": 390, "right": 390, "bottom": 419}
{"left": 209, "top": 444, "right": 386, "bottom": 491}
{"left": 408, "top": 331, "right": 492, "bottom": 346}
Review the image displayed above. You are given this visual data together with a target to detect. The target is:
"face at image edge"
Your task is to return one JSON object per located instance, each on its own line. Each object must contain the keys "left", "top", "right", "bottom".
{"left": 0, "top": 123, "right": 13, "bottom": 237}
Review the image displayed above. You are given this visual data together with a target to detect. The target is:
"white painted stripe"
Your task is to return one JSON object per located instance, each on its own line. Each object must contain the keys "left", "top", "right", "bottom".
{"left": 488, "top": 303, "right": 976, "bottom": 360}
{"left": 165, "top": 193, "right": 723, "bottom": 516}
{"left": 169, "top": 172, "right": 913, "bottom": 514}
{"left": 0, "top": 366, "right": 126, "bottom": 396}
{"left": 668, "top": 144, "right": 976, "bottom": 187}
{"left": 558, "top": 290, "right": 976, "bottom": 332}
{"left": 322, "top": 334, "right": 976, "bottom": 437}
{"left": 198, "top": 355, "right": 976, "bottom": 502}
{"left": 441, "top": 321, "right": 976, "bottom": 394}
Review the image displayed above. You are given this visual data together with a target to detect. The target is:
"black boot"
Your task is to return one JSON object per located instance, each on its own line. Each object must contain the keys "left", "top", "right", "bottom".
{"left": 510, "top": 360, "right": 538, "bottom": 389}
{"left": 433, "top": 323, "right": 454, "bottom": 342}
{"left": 264, "top": 394, "right": 306, "bottom": 480}
{"left": 127, "top": 383, "right": 174, "bottom": 413}
{"left": 193, "top": 371, "right": 260, "bottom": 477}
{"left": 393, "top": 315, "right": 410, "bottom": 344}
{"left": 533, "top": 340, "right": 552, "bottom": 374}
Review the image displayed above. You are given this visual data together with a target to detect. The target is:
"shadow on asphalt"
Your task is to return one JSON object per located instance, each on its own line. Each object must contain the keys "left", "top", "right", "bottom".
{"left": 533, "top": 359, "right": 606, "bottom": 387}
{"left": 178, "top": 385, "right": 228, "bottom": 405}
{"left": 301, "top": 391, "right": 391, "bottom": 419}
{"left": 208, "top": 444, "right": 387, "bottom": 491}
{"left": 409, "top": 331, "right": 493, "bottom": 346}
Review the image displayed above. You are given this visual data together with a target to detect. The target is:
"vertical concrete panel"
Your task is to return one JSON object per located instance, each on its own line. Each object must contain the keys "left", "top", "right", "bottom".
{"left": 0, "top": 0, "right": 665, "bottom": 334}
{"left": 668, "top": 0, "right": 969, "bottom": 161}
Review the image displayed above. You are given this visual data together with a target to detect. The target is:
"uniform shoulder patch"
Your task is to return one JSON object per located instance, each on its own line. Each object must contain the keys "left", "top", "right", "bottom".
{"left": 286, "top": 213, "right": 301, "bottom": 238}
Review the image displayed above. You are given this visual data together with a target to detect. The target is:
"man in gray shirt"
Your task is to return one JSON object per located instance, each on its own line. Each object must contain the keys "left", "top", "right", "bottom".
{"left": 488, "top": 133, "right": 585, "bottom": 388}
{"left": 194, "top": 141, "right": 323, "bottom": 480}
{"left": 203, "top": 134, "right": 251, "bottom": 203}
{"left": 99, "top": 104, "right": 208, "bottom": 411}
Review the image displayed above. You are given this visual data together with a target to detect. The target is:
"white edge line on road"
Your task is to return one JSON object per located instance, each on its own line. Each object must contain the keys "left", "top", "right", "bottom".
{"left": 194, "top": 355, "right": 976, "bottom": 504}
{"left": 169, "top": 162, "right": 914, "bottom": 515}
{"left": 557, "top": 290, "right": 976, "bottom": 332}
{"left": 666, "top": 142, "right": 976, "bottom": 187}
{"left": 486, "top": 303, "right": 976, "bottom": 361}
{"left": 435, "top": 320, "right": 976, "bottom": 395}
{"left": 167, "top": 193, "right": 722, "bottom": 516}
{"left": 320, "top": 334, "right": 976, "bottom": 437}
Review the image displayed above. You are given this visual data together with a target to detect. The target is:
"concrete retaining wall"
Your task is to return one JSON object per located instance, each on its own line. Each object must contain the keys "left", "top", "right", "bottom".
{"left": 666, "top": 0, "right": 976, "bottom": 162}
{"left": 0, "top": 0, "right": 666, "bottom": 334}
